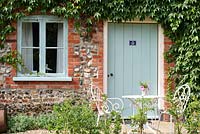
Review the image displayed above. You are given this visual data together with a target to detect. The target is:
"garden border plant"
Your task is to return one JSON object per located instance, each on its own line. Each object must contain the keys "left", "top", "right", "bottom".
{"left": 7, "top": 113, "right": 54, "bottom": 133}
{"left": 48, "top": 97, "right": 123, "bottom": 134}
{"left": 130, "top": 98, "right": 155, "bottom": 134}
{"left": 1, "top": 0, "right": 200, "bottom": 133}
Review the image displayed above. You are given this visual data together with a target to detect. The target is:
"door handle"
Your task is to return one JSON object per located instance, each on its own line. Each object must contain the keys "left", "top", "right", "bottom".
{"left": 108, "top": 73, "right": 114, "bottom": 77}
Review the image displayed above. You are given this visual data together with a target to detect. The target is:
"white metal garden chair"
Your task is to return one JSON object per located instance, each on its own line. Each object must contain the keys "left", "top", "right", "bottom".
{"left": 157, "top": 83, "right": 191, "bottom": 134}
{"left": 90, "top": 85, "right": 124, "bottom": 126}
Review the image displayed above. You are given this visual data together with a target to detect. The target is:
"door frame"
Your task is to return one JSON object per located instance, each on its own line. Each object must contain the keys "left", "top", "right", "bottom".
{"left": 103, "top": 20, "right": 164, "bottom": 98}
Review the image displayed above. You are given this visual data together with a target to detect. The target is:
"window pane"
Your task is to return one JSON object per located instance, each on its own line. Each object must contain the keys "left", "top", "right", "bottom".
{"left": 33, "top": 49, "right": 39, "bottom": 72}
{"left": 22, "top": 22, "right": 39, "bottom": 47}
{"left": 46, "top": 23, "right": 64, "bottom": 73}
{"left": 46, "top": 49, "right": 57, "bottom": 73}
{"left": 56, "top": 48, "right": 63, "bottom": 73}
{"left": 46, "top": 23, "right": 63, "bottom": 47}
{"left": 46, "top": 48, "right": 63, "bottom": 73}
{"left": 32, "top": 23, "right": 39, "bottom": 47}
{"left": 21, "top": 48, "right": 39, "bottom": 73}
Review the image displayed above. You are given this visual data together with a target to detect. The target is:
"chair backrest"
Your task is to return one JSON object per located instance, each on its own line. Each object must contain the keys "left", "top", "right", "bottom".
{"left": 90, "top": 85, "right": 124, "bottom": 114}
{"left": 102, "top": 98, "right": 124, "bottom": 114}
{"left": 173, "top": 84, "right": 190, "bottom": 114}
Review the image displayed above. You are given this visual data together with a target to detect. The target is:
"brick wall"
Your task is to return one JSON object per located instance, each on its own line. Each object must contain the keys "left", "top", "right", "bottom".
{"left": 164, "top": 36, "right": 174, "bottom": 94}
{"left": 1, "top": 19, "right": 104, "bottom": 90}
{"left": 0, "top": 19, "right": 174, "bottom": 116}
{"left": 1, "top": 20, "right": 172, "bottom": 93}
{"left": 0, "top": 18, "right": 103, "bottom": 115}
{"left": 163, "top": 36, "right": 174, "bottom": 121}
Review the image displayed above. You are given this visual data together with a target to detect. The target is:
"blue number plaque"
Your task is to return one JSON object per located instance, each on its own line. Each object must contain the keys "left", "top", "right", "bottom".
{"left": 129, "top": 40, "right": 136, "bottom": 46}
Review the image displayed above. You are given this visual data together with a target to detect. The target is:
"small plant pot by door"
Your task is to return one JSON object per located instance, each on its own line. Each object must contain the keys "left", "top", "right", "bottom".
{"left": 141, "top": 90, "right": 148, "bottom": 96}
{"left": 0, "top": 109, "right": 7, "bottom": 133}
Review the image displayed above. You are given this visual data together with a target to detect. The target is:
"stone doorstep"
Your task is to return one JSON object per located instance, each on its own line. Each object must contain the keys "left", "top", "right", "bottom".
{"left": 122, "top": 121, "right": 188, "bottom": 134}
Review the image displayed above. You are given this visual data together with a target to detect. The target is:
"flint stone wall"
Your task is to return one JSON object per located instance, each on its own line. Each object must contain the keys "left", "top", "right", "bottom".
{"left": 73, "top": 38, "right": 98, "bottom": 89}
{"left": 0, "top": 88, "right": 89, "bottom": 116}
{"left": 0, "top": 43, "right": 12, "bottom": 88}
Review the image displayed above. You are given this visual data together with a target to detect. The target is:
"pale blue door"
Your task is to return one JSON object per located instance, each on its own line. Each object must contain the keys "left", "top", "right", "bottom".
{"left": 108, "top": 23, "right": 158, "bottom": 118}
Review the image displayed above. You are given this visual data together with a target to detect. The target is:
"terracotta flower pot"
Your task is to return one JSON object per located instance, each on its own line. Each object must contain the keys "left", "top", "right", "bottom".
{"left": 141, "top": 90, "right": 148, "bottom": 96}
{"left": 0, "top": 109, "right": 7, "bottom": 133}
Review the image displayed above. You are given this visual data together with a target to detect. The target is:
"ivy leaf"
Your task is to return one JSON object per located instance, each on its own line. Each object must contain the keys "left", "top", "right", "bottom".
{"left": 94, "top": 12, "right": 101, "bottom": 19}
{"left": 196, "top": 51, "right": 200, "bottom": 56}
{"left": 27, "top": 7, "right": 32, "bottom": 12}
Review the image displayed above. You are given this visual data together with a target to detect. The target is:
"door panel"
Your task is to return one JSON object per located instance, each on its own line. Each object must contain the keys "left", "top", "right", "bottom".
{"left": 108, "top": 23, "right": 115, "bottom": 98}
{"left": 114, "top": 24, "right": 124, "bottom": 98}
{"left": 108, "top": 23, "right": 158, "bottom": 117}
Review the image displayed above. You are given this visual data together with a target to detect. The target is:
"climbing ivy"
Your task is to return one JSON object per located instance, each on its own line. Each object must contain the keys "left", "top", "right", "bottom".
{"left": 1, "top": 0, "right": 200, "bottom": 89}
{"left": 0, "top": 0, "right": 200, "bottom": 131}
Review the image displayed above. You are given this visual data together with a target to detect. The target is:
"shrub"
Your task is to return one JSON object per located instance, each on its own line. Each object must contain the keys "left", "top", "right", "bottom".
{"left": 8, "top": 114, "right": 36, "bottom": 133}
{"left": 35, "top": 114, "right": 55, "bottom": 129}
{"left": 99, "top": 111, "right": 122, "bottom": 134}
{"left": 185, "top": 96, "right": 200, "bottom": 134}
{"left": 130, "top": 98, "right": 154, "bottom": 134}
{"left": 7, "top": 113, "right": 54, "bottom": 133}
{"left": 7, "top": 99, "right": 123, "bottom": 133}
{"left": 48, "top": 99, "right": 100, "bottom": 134}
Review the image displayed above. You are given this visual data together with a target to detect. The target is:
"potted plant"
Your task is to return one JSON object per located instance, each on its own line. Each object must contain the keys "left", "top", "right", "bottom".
{"left": 139, "top": 81, "right": 149, "bottom": 96}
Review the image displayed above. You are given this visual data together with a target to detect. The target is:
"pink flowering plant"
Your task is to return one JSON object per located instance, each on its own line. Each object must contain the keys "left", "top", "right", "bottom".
{"left": 139, "top": 81, "right": 149, "bottom": 91}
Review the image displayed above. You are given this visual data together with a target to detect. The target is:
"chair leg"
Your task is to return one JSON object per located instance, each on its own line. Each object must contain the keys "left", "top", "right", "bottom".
{"left": 122, "top": 117, "right": 125, "bottom": 125}
{"left": 97, "top": 114, "right": 100, "bottom": 126}
{"left": 157, "top": 113, "right": 162, "bottom": 134}
{"left": 170, "top": 115, "right": 173, "bottom": 134}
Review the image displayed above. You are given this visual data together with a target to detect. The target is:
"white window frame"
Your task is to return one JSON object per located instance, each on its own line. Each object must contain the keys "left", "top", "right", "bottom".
{"left": 13, "top": 15, "right": 72, "bottom": 81}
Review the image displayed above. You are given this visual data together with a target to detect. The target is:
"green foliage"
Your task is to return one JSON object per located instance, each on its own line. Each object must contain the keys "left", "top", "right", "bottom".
{"left": 8, "top": 114, "right": 35, "bottom": 132}
{"left": 35, "top": 114, "right": 55, "bottom": 130}
{"left": 7, "top": 99, "right": 123, "bottom": 133}
{"left": 130, "top": 98, "right": 154, "bottom": 134}
{"left": 0, "top": 1, "right": 199, "bottom": 93}
{"left": 162, "top": 0, "right": 200, "bottom": 97}
{"left": 184, "top": 95, "right": 200, "bottom": 134}
{"left": 0, "top": 51, "right": 23, "bottom": 69}
{"left": 48, "top": 99, "right": 100, "bottom": 134}
{"left": 99, "top": 111, "right": 122, "bottom": 134}
{"left": 111, "top": 111, "right": 122, "bottom": 134}
{"left": 48, "top": 98, "right": 123, "bottom": 134}
{"left": 166, "top": 91, "right": 185, "bottom": 134}
{"left": 1, "top": 1, "right": 200, "bottom": 94}
{"left": 1, "top": 1, "right": 200, "bottom": 132}
{"left": 7, "top": 113, "right": 53, "bottom": 133}
{"left": 139, "top": 81, "right": 149, "bottom": 89}
{"left": 167, "top": 88, "right": 200, "bottom": 134}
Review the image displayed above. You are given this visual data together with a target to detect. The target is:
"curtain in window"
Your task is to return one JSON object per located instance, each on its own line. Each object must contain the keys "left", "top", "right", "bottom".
{"left": 22, "top": 23, "right": 33, "bottom": 72}
{"left": 56, "top": 23, "right": 63, "bottom": 73}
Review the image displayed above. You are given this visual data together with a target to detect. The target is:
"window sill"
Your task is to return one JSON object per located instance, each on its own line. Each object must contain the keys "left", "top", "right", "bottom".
{"left": 13, "top": 77, "right": 72, "bottom": 81}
